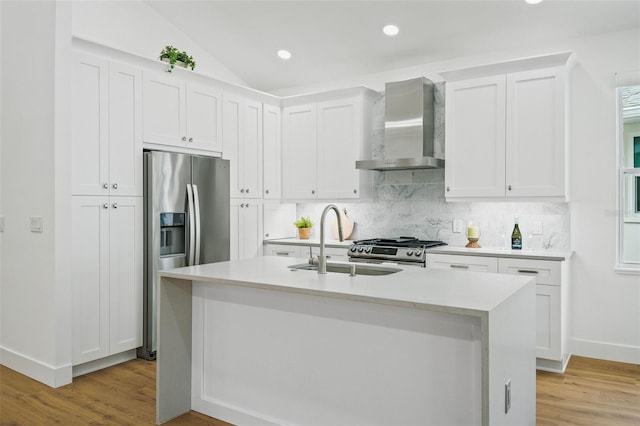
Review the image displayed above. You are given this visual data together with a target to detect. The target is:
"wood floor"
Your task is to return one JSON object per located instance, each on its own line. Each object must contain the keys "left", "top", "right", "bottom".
{"left": 1, "top": 356, "right": 638, "bottom": 425}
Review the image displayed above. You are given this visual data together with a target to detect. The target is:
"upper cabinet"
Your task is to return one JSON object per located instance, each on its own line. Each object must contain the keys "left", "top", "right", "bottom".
{"left": 143, "top": 71, "right": 222, "bottom": 153}
{"left": 223, "top": 93, "right": 263, "bottom": 199}
{"left": 262, "top": 103, "right": 282, "bottom": 199}
{"left": 72, "top": 53, "right": 143, "bottom": 197}
{"left": 442, "top": 52, "right": 574, "bottom": 201}
{"left": 281, "top": 89, "right": 376, "bottom": 200}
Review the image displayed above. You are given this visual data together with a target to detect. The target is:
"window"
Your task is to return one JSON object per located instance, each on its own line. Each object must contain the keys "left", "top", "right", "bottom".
{"left": 617, "top": 84, "right": 640, "bottom": 272}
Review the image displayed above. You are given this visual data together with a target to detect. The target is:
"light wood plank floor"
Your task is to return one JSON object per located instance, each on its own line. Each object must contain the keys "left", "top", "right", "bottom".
{"left": 1, "top": 356, "right": 638, "bottom": 425}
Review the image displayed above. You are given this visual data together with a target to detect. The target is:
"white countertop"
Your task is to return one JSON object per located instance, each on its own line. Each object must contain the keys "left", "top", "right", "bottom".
{"left": 264, "top": 237, "right": 353, "bottom": 248}
{"left": 425, "top": 246, "right": 573, "bottom": 261}
{"left": 160, "top": 256, "right": 534, "bottom": 316}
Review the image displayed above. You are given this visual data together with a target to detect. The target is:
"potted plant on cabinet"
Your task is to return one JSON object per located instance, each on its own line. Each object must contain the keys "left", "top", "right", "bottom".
{"left": 294, "top": 217, "right": 313, "bottom": 240}
{"left": 159, "top": 45, "right": 196, "bottom": 73}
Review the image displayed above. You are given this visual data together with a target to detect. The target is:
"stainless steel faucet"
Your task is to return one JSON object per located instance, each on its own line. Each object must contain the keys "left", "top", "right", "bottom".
{"left": 318, "top": 204, "right": 344, "bottom": 274}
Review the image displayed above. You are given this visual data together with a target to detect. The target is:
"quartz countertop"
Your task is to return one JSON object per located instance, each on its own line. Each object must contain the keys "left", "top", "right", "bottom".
{"left": 160, "top": 255, "right": 534, "bottom": 316}
{"left": 425, "top": 246, "right": 573, "bottom": 261}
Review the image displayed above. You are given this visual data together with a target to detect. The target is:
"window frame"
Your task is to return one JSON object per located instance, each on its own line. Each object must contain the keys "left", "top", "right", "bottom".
{"left": 616, "top": 84, "right": 640, "bottom": 273}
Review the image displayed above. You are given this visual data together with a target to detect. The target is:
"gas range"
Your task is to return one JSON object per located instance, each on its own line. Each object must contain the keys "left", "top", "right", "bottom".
{"left": 348, "top": 237, "right": 447, "bottom": 267}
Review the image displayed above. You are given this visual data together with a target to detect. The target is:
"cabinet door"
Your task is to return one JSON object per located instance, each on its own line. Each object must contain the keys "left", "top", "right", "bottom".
{"left": 223, "top": 94, "right": 244, "bottom": 198}
{"left": 534, "top": 284, "right": 562, "bottom": 360}
{"left": 282, "top": 104, "right": 317, "bottom": 199}
{"left": 109, "top": 196, "right": 143, "bottom": 354}
{"left": 230, "top": 199, "right": 263, "bottom": 260}
{"left": 143, "top": 71, "right": 186, "bottom": 145}
{"left": 425, "top": 253, "right": 498, "bottom": 272}
{"left": 263, "top": 104, "right": 282, "bottom": 199}
{"left": 317, "top": 98, "right": 360, "bottom": 199}
{"left": 506, "top": 68, "right": 565, "bottom": 198}
{"left": 445, "top": 76, "right": 506, "bottom": 198}
{"left": 72, "top": 53, "right": 109, "bottom": 196}
{"left": 242, "top": 100, "right": 263, "bottom": 198}
{"left": 186, "top": 83, "right": 223, "bottom": 152}
{"left": 72, "top": 196, "right": 110, "bottom": 364}
{"left": 109, "top": 62, "right": 143, "bottom": 197}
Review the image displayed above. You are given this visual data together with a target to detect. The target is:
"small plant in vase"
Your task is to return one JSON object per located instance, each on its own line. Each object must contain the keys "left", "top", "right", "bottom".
{"left": 294, "top": 217, "right": 313, "bottom": 240}
{"left": 159, "top": 45, "right": 196, "bottom": 73}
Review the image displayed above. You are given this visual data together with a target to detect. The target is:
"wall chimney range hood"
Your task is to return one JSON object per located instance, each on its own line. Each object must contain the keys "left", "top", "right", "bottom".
{"left": 356, "top": 77, "right": 444, "bottom": 171}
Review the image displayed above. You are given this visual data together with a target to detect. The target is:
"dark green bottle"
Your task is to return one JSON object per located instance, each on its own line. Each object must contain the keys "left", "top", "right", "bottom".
{"left": 511, "top": 214, "right": 522, "bottom": 250}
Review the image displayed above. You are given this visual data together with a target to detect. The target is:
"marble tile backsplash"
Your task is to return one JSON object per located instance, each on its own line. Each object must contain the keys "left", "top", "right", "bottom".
{"left": 296, "top": 82, "right": 570, "bottom": 251}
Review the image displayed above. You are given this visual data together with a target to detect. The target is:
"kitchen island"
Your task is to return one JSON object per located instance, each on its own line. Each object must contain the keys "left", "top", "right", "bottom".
{"left": 156, "top": 256, "right": 536, "bottom": 426}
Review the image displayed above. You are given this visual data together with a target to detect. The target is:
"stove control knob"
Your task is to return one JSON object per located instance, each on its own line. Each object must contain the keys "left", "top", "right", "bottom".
{"left": 357, "top": 246, "right": 364, "bottom": 253}
{"left": 365, "top": 246, "right": 372, "bottom": 253}
{"left": 415, "top": 249, "right": 423, "bottom": 257}
{"left": 350, "top": 246, "right": 357, "bottom": 252}
{"left": 406, "top": 249, "right": 414, "bottom": 256}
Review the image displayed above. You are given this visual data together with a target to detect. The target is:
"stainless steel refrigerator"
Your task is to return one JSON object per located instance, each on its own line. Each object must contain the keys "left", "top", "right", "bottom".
{"left": 139, "top": 151, "right": 230, "bottom": 360}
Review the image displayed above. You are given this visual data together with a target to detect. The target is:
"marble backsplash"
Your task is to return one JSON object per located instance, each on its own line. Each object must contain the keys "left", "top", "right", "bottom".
{"left": 296, "top": 81, "right": 570, "bottom": 251}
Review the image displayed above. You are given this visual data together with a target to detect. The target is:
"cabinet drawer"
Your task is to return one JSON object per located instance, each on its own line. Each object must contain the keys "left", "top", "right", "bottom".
{"left": 311, "top": 246, "right": 349, "bottom": 262}
{"left": 498, "top": 258, "right": 561, "bottom": 286}
{"left": 425, "top": 254, "right": 498, "bottom": 273}
{"left": 264, "top": 244, "right": 302, "bottom": 258}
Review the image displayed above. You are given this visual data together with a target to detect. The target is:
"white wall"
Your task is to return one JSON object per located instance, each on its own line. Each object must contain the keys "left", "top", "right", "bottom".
{"left": 284, "top": 29, "right": 640, "bottom": 365}
{"left": 0, "top": 0, "right": 73, "bottom": 387}
{"left": 71, "top": 0, "right": 247, "bottom": 86}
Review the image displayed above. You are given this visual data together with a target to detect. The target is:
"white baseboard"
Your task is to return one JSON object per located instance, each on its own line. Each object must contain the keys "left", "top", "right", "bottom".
{"left": 0, "top": 346, "right": 72, "bottom": 388}
{"left": 72, "top": 349, "right": 137, "bottom": 377}
{"left": 571, "top": 338, "right": 640, "bottom": 365}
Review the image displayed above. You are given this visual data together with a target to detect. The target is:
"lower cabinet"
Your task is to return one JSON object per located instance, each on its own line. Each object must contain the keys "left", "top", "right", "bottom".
{"left": 264, "top": 243, "right": 349, "bottom": 262}
{"left": 230, "top": 199, "right": 263, "bottom": 260}
{"left": 426, "top": 253, "right": 569, "bottom": 372}
{"left": 71, "top": 196, "right": 143, "bottom": 366}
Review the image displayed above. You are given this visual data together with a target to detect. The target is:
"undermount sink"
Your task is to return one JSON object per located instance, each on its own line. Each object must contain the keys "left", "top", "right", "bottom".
{"left": 288, "top": 262, "right": 402, "bottom": 276}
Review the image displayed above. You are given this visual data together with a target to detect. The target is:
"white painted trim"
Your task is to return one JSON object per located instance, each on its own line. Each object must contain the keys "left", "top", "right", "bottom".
{"left": 0, "top": 346, "right": 72, "bottom": 388}
{"left": 571, "top": 338, "right": 640, "bottom": 365}
{"left": 72, "top": 349, "right": 137, "bottom": 378}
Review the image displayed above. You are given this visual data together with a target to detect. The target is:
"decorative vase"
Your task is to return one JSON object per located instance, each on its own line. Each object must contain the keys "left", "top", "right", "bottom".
{"left": 298, "top": 227, "right": 311, "bottom": 240}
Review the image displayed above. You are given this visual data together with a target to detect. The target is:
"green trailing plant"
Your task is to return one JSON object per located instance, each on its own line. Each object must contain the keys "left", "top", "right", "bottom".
{"left": 159, "top": 45, "right": 196, "bottom": 72}
{"left": 293, "top": 216, "right": 313, "bottom": 229}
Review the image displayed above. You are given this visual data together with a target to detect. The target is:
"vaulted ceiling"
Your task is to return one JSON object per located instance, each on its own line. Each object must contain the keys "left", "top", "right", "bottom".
{"left": 146, "top": 0, "right": 640, "bottom": 92}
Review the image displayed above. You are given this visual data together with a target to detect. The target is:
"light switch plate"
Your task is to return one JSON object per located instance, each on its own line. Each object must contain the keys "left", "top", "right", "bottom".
{"left": 533, "top": 221, "right": 543, "bottom": 235}
{"left": 452, "top": 219, "right": 464, "bottom": 233}
{"left": 30, "top": 216, "right": 44, "bottom": 233}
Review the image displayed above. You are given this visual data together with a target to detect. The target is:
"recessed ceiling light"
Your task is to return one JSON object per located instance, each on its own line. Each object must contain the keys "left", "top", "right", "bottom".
{"left": 277, "top": 49, "right": 292, "bottom": 60}
{"left": 383, "top": 24, "right": 399, "bottom": 36}
{"left": 525, "top": 0, "right": 543, "bottom": 4}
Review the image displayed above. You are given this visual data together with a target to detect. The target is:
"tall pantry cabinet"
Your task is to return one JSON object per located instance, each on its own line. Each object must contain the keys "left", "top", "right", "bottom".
{"left": 70, "top": 53, "right": 143, "bottom": 367}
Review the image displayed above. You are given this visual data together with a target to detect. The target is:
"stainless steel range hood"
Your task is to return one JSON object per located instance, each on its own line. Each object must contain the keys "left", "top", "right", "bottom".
{"left": 356, "top": 77, "right": 444, "bottom": 170}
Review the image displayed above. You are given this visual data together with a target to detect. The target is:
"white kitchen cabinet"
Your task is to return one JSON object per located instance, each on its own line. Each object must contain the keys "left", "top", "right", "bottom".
{"left": 262, "top": 103, "right": 282, "bottom": 199}
{"left": 282, "top": 90, "right": 374, "bottom": 200}
{"left": 282, "top": 103, "right": 317, "bottom": 199}
{"left": 263, "top": 243, "right": 305, "bottom": 258}
{"left": 72, "top": 53, "right": 143, "bottom": 197}
{"left": 230, "top": 199, "right": 263, "bottom": 260}
{"left": 223, "top": 93, "right": 263, "bottom": 199}
{"left": 425, "top": 253, "right": 498, "bottom": 272}
{"left": 310, "top": 246, "right": 349, "bottom": 262}
{"left": 71, "top": 196, "right": 143, "bottom": 365}
{"left": 143, "top": 71, "right": 222, "bottom": 152}
{"left": 442, "top": 53, "right": 573, "bottom": 201}
{"left": 498, "top": 257, "right": 568, "bottom": 370}
{"left": 426, "top": 251, "right": 569, "bottom": 372}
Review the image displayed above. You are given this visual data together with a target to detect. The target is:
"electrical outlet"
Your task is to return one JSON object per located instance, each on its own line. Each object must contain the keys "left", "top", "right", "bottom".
{"left": 533, "top": 221, "right": 543, "bottom": 235}
{"left": 30, "top": 216, "right": 44, "bottom": 233}
{"left": 452, "top": 219, "right": 463, "bottom": 233}
{"left": 505, "top": 380, "right": 511, "bottom": 414}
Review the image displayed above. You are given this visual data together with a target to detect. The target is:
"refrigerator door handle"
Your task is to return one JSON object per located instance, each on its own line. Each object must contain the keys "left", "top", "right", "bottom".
{"left": 193, "top": 184, "right": 202, "bottom": 265}
{"left": 186, "top": 184, "right": 196, "bottom": 266}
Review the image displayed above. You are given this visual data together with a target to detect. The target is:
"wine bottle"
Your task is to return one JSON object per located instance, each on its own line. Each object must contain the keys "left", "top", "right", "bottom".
{"left": 511, "top": 214, "right": 522, "bottom": 250}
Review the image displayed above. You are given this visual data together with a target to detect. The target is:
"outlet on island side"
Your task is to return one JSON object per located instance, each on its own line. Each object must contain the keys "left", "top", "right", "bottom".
{"left": 505, "top": 379, "right": 511, "bottom": 414}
